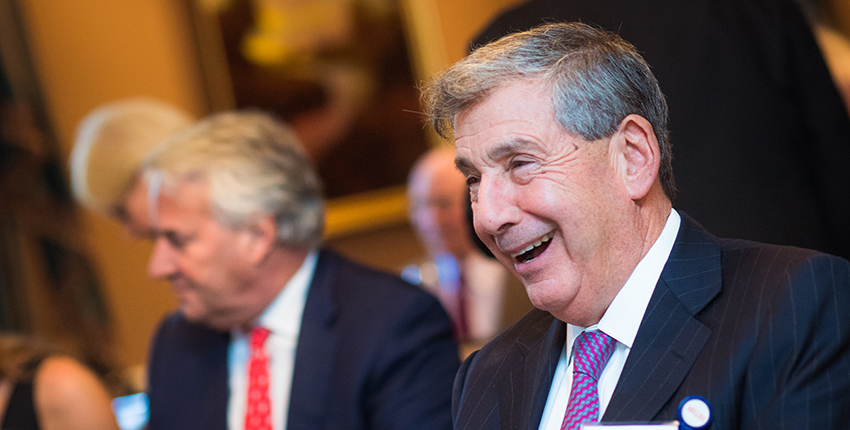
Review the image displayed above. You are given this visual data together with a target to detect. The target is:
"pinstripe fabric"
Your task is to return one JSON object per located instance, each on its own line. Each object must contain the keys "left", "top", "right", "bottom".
{"left": 453, "top": 310, "right": 563, "bottom": 430}
{"left": 452, "top": 213, "right": 850, "bottom": 430}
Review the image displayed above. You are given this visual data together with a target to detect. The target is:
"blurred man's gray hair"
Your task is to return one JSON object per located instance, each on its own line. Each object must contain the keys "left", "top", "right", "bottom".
{"left": 143, "top": 110, "right": 325, "bottom": 247}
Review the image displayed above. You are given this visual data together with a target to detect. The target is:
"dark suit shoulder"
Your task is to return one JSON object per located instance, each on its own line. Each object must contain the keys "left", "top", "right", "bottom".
{"left": 151, "top": 311, "right": 229, "bottom": 353}
{"left": 718, "top": 239, "right": 850, "bottom": 287}
{"left": 298, "top": 249, "right": 459, "bottom": 430}
{"left": 147, "top": 312, "right": 229, "bottom": 430}
{"left": 315, "top": 249, "right": 448, "bottom": 320}
{"left": 318, "top": 249, "right": 429, "bottom": 293}
{"left": 453, "top": 308, "right": 561, "bottom": 429}
{"left": 681, "top": 241, "right": 850, "bottom": 428}
{"left": 706, "top": 240, "right": 850, "bottom": 333}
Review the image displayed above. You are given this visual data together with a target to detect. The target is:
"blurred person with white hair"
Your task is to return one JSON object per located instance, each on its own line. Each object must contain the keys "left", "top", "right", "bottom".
{"left": 70, "top": 98, "right": 194, "bottom": 217}
{"left": 119, "top": 110, "right": 458, "bottom": 430}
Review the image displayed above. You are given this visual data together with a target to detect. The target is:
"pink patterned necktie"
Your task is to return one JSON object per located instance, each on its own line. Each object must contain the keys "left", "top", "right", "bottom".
{"left": 245, "top": 327, "right": 272, "bottom": 430}
{"left": 561, "top": 331, "right": 617, "bottom": 430}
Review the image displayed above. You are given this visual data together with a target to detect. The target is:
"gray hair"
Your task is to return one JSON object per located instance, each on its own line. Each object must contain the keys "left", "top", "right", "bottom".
{"left": 423, "top": 22, "right": 675, "bottom": 199}
{"left": 143, "top": 110, "right": 325, "bottom": 247}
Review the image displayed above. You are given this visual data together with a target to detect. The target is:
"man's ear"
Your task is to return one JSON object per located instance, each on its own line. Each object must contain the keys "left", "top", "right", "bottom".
{"left": 241, "top": 215, "right": 278, "bottom": 265}
{"left": 615, "top": 114, "right": 661, "bottom": 200}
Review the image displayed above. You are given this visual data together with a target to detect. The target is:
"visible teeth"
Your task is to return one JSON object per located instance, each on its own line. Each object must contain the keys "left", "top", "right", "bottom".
{"left": 511, "top": 232, "right": 554, "bottom": 258}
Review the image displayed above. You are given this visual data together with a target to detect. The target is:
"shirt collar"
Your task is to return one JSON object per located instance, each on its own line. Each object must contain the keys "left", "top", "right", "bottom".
{"left": 237, "top": 249, "right": 319, "bottom": 339}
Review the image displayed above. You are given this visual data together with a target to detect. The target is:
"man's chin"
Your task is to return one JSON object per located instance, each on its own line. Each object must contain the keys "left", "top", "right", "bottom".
{"left": 180, "top": 309, "right": 234, "bottom": 332}
{"left": 523, "top": 280, "right": 567, "bottom": 312}
{"left": 180, "top": 309, "right": 202, "bottom": 323}
{"left": 178, "top": 304, "right": 208, "bottom": 325}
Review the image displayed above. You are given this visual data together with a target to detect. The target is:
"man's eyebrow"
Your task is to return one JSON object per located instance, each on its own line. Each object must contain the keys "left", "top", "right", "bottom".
{"left": 488, "top": 139, "right": 529, "bottom": 160}
{"left": 455, "top": 157, "right": 474, "bottom": 173}
{"left": 455, "top": 138, "right": 534, "bottom": 173}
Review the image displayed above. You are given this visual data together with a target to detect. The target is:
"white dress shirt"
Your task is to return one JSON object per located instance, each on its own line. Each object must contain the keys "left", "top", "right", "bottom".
{"left": 227, "top": 250, "right": 319, "bottom": 430}
{"left": 538, "top": 210, "right": 681, "bottom": 430}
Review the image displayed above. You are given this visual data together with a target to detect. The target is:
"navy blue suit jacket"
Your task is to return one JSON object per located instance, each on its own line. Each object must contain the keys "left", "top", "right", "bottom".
{"left": 146, "top": 248, "right": 459, "bottom": 430}
{"left": 453, "top": 214, "right": 850, "bottom": 429}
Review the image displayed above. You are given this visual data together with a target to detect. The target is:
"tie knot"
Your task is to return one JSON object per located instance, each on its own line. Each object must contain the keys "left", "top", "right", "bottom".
{"left": 572, "top": 331, "right": 616, "bottom": 381}
{"left": 249, "top": 326, "right": 271, "bottom": 351}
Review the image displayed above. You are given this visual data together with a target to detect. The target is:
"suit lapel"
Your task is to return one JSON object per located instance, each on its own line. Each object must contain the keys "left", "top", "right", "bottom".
{"left": 604, "top": 213, "right": 721, "bottom": 422}
{"left": 188, "top": 323, "right": 230, "bottom": 430}
{"left": 287, "top": 249, "right": 339, "bottom": 429}
{"left": 201, "top": 331, "right": 230, "bottom": 430}
{"left": 497, "top": 311, "right": 565, "bottom": 429}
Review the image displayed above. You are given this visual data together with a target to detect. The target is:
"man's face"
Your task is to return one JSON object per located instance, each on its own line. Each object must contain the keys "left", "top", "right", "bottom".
{"left": 453, "top": 79, "right": 634, "bottom": 325}
{"left": 123, "top": 178, "right": 264, "bottom": 331}
{"left": 408, "top": 158, "right": 474, "bottom": 258}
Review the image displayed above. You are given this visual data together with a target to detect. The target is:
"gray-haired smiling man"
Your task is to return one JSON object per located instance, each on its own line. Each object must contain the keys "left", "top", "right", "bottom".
{"left": 423, "top": 22, "right": 850, "bottom": 430}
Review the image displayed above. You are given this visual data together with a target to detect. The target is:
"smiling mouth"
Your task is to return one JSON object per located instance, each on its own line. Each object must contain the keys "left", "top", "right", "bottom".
{"left": 511, "top": 232, "right": 554, "bottom": 264}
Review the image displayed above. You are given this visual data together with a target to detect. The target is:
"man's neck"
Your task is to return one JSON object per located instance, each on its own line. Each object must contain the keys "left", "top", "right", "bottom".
{"left": 558, "top": 197, "right": 672, "bottom": 327}
{"left": 236, "top": 246, "right": 312, "bottom": 332}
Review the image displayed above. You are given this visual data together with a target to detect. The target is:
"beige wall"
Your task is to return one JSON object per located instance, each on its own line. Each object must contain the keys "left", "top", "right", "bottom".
{"left": 16, "top": 0, "right": 521, "bottom": 371}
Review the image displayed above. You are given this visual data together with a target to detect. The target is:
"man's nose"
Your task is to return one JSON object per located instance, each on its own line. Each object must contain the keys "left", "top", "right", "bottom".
{"left": 473, "top": 176, "right": 519, "bottom": 236}
{"left": 148, "top": 238, "right": 177, "bottom": 279}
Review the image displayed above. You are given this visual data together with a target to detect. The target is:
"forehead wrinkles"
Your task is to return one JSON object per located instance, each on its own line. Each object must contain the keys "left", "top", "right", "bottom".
{"left": 457, "top": 128, "right": 554, "bottom": 169}
{"left": 455, "top": 106, "right": 561, "bottom": 161}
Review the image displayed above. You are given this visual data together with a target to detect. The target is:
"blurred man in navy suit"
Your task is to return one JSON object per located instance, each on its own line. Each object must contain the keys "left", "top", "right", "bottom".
{"left": 119, "top": 110, "right": 458, "bottom": 430}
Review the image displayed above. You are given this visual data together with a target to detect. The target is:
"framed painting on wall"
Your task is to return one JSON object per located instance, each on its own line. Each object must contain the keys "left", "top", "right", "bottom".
{"left": 185, "top": 0, "right": 438, "bottom": 238}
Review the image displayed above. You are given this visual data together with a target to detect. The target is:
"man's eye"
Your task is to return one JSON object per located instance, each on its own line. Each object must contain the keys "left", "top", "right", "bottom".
{"left": 466, "top": 176, "right": 480, "bottom": 187}
{"left": 509, "top": 159, "right": 532, "bottom": 169}
{"left": 165, "top": 232, "right": 191, "bottom": 249}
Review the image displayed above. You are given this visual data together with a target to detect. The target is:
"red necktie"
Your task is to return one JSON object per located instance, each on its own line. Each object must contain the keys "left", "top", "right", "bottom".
{"left": 245, "top": 327, "right": 272, "bottom": 430}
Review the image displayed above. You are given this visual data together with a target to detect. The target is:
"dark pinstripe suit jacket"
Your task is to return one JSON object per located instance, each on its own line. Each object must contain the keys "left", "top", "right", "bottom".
{"left": 452, "top": 214, "right": 850, "bottom": 429}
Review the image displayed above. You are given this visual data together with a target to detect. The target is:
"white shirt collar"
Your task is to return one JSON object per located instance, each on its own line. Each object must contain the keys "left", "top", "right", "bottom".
{"left": 594, "top": 209, "right": 681, "bottom": 346}
{"left": 227, "top": 249, "right": 319, "bottom": 430}
{"left": 233, "top": 249, "right": 319, "bottom": 339}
